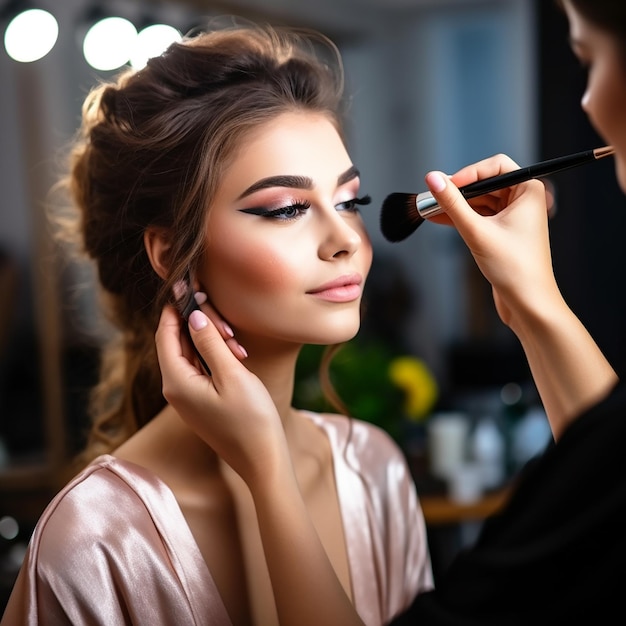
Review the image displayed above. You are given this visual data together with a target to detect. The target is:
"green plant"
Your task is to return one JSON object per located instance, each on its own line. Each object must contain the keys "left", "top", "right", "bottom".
{"left": 293, "top": 340, "right": 438, "bottom": 443}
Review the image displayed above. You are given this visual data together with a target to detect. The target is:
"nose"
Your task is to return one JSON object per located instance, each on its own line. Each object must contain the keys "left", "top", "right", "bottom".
{"left": 581, "top": 86, "right": 590, "bottom": 113}
{"left": 317, "top": 206, "right": 362, "bottom": 261}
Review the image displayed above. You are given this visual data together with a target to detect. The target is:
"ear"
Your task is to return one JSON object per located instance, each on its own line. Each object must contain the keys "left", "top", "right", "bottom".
{"left": 144, "top": 227, "right": 172, "bottom": 280}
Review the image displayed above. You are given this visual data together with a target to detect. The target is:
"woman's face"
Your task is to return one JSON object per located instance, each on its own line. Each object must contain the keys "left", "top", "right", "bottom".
{"left": 198, "top": 111, "right": 373, "bottom": 350}
{"left": 563, "top": 0, "right": 626, "bottom": 191}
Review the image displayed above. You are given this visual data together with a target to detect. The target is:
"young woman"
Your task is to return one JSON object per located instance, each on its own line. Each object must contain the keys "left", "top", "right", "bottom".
{"left": 116, "top": 0, "right": 626, "bottom": 624}
{"left": 1, "top": 25, "right": 433, "bottom": 626}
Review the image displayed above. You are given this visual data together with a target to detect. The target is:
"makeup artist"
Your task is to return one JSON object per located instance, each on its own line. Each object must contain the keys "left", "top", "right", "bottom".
{"left": 152, "top": 0, "right": 626, "bottom": 624}
{"left": 391, "top": 1, "right": 626, "bottom": 622}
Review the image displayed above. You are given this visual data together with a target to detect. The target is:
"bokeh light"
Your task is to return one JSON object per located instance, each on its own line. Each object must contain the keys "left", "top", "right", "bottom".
{"left": 82, "top": 16, "right": 137, "bottom": 71}
{"left": 0, "top": 515, "right": 19, "bottom": 541}
{"left": 4, "top": 8, "right": 59, "bottom": 62}
{"left": 131, "top": 23, "right": 181, "bottom": 70}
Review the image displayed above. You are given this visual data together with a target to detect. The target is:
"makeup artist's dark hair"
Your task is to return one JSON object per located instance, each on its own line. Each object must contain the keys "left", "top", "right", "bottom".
{"left": 54, "top": 21, "right": 349, "bottom": 467}
{"left": 556, "top": 0, "right": 626, "bottom": 65}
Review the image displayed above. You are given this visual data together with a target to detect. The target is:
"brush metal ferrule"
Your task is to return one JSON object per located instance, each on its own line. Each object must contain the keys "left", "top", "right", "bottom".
{"left": 415, "top": 192, "right": 443, "bottom": 218}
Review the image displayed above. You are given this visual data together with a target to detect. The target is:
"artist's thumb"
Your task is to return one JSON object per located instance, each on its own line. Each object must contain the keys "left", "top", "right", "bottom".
{"left": 424, "top": 171, "right": 473, "bottom": 228}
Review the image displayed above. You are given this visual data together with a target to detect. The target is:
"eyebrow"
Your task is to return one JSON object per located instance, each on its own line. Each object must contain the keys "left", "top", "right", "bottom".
{"left": 237, "top": 165, "right": 360, "bottom": 200}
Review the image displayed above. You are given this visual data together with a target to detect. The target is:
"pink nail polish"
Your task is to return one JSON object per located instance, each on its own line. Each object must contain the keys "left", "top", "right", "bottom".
{"left": 426, "top": 171, "right": 447, "bottom": 193}
{"left": 189, "top": 309, "right": 208, "bottom": 331}
{"left": 194, "top": 291, "right": 208, "bottom": 305}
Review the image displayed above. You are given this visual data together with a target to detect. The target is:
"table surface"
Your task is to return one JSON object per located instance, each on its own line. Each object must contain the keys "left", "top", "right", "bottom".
{"left": 419, "top": 487, "right": 510, "bottom": 525}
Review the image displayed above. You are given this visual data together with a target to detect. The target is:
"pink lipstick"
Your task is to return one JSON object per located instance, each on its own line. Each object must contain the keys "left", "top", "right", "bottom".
{"left": 307, "top": 274, "right": 362, "bottom": 303}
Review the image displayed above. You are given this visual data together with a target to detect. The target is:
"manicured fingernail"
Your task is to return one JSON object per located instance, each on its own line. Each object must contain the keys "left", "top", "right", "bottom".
{"left": 194, "top": 291, "right": 208, "bottom": 305}
{"left": 426, "top": 171, "right": 447, "bottom": 193}
{"left": 238, "top": 344, "right": 248, "bottom": 359}
{"left": 189, "top": 309, "right": 208, "bottom": 330}
{"left": 222, "top": 322, "right": 234, "bottom": 338}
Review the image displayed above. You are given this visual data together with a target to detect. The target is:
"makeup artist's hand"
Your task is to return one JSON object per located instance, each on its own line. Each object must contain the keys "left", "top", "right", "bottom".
{"left": 155, "top": 304, "right": 288, "bottom": 485}
{"left": 423, "top": 153, "right": 558, "bottom": 328}
{"left": 424, "top": 153, "right": 618, "bottom": 439}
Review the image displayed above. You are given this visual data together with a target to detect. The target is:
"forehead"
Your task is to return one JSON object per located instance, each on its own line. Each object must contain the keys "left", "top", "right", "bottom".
{"left": 566, "top": 4, "right": 626, "bottom": 74}
{"left": 221, "top": 111, "right": 351, "bottom": 189}
{"left": 565, "top": 1, "right": 614, "bottom": 46}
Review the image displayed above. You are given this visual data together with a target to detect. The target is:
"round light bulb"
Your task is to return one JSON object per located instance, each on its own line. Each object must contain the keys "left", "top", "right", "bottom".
{"left": 4, "top": 9, "right": 59, "bottom": 63}
{"left": 131, "top": 24, "right": 182, "bottom": 70}
{"left": 83, "top": 16, "right": 137, "bottom": 71}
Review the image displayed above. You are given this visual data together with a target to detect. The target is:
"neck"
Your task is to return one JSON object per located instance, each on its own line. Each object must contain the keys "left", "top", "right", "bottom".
{"left": 228, "top": 331, "right": 304, "bottom": 414}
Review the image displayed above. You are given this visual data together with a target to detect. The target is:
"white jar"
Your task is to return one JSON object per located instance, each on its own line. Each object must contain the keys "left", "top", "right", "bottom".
{"left": 471, "top": 416, "right": 505, "bottom": 490}
{"left": 427, "top": 412, "right": 469, "bottom": 480}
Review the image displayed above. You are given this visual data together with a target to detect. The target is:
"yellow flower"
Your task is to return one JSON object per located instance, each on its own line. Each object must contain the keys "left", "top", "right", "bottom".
{"left": 388, "top": 356, "right": 438, "bottom": 421}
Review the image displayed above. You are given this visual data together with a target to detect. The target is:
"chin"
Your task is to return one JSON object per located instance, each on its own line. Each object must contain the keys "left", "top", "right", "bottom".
{"left": 312, "top": 320, "right": 361, "bottom": 346}
{"left": 331, "top": 326, "right": 361, "bottom": 345}
{"left": 617, "top": 161, "right": 626, "bottom": 195}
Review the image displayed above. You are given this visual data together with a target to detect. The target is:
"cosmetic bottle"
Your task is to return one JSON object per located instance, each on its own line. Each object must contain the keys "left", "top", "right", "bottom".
{"left": 471, "top": 416, "right": 505, "bottom": 490}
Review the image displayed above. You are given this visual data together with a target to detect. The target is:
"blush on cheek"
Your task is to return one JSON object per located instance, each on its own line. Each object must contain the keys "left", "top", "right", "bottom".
{"left": 203, "top": 237, "right": 294, "bottom": 304}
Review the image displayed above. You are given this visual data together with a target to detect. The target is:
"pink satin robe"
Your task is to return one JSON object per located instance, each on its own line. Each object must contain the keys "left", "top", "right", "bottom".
{"left": 2, "top": 413, "right": 433, "bottom": 625}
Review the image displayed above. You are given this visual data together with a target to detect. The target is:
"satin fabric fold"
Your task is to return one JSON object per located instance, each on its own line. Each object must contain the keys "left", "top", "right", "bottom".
{"left": 2, "top": 413, "right": 432, "bottom": 625}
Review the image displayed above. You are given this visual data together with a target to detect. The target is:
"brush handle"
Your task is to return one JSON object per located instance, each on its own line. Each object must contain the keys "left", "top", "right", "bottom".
{"left": 417, "top": 146, "right": 614, "bottom": 218}
{"left": 460, "top": 147, "right": 610, "bottom": 199}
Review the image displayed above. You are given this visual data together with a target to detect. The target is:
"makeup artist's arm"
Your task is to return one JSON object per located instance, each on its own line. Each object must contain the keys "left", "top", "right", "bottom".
{"left": 155, "top": 305, "right": 364, "bottom": 626}
{"left": 424, "top": 154, "right": 618, "bottom": 440}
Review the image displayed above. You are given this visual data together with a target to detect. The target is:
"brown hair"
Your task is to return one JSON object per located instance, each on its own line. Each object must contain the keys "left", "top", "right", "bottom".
{"left": 56, "top": 22, "right": 348, "bottom": 468}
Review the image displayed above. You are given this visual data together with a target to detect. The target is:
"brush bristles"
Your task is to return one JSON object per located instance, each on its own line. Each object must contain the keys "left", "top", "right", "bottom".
{"left": 379, "top": 193, "right": 424, "bottom": 242}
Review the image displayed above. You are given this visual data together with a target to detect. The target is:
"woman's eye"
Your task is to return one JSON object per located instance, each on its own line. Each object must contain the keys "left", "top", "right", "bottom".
{"left": 571, "top": 49, "right": 591, "bottom": 73}
{"left": 337, "top": 194, "right": 372, "bottom": 213}
{"left": 276, "top": 204, "right": 306, "bottom": 219}
{"left": 240, "top": 201, "right": 311, "bottom": 220}
{"left": 240, "top": 195, "right": 372, "bottom": 220}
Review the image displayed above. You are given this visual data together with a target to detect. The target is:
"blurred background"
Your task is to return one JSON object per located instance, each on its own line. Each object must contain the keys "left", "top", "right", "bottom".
{"left": 1, "top": 0, "right": 626, "bottom": 606}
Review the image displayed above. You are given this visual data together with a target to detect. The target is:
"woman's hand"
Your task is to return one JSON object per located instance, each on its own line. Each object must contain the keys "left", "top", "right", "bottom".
{"left": 155, "top": 304, "right": 287, "bottom": 485}
{"left": 192, "top": 291, "right": 249, "bottom": 362}
{"left": 155, "top": 304, "right": 364, "bottom": 625}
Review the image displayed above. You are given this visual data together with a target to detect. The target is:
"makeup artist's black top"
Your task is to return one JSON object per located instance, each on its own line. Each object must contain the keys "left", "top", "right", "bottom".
{"left": 393, "top": 382, "right": 626, "bottom": 626}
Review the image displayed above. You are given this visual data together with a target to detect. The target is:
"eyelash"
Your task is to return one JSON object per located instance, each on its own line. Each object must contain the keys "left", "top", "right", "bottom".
{"left": 241, "top": 194, "right": 372, "bottom": 221}
{"left": 339, "top": 194, "right": 372, "bottom": 212}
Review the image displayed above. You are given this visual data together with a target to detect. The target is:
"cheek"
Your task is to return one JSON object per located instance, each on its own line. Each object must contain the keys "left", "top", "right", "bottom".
{"left": 201, "top": 233, "right": 297, "bottom": 314}
{"left": 360, "top": 228, "right": 374, "bottom": 279}
{"left": 228, "top": 247, "right": 291, "bottom": 290}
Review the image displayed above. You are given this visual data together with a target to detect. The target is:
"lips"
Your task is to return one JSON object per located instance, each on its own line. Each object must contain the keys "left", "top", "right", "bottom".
{"left": 307, "top": 274, "right": 363, "bottom": 303}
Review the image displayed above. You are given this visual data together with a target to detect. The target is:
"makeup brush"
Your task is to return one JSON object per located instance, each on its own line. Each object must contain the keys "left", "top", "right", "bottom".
{"left": 380, "top": 145, "right": 615, "bottom": 242}
{"left": 173, "top": 274, "right": 212, "bottom": 375}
